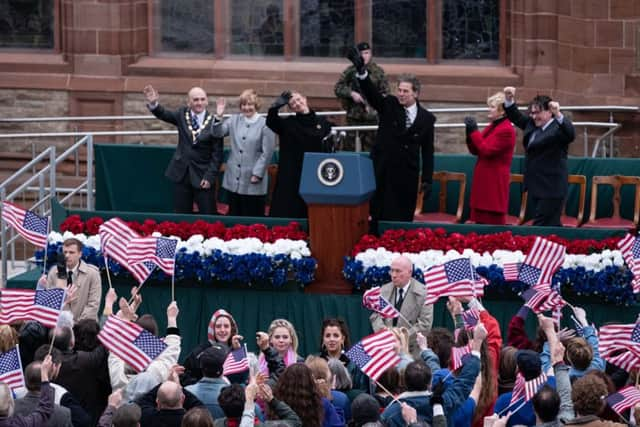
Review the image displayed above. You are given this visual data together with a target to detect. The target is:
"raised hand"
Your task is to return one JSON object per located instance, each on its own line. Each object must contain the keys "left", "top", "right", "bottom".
{"left": 143, "top": 85, "right": 159, "bottom": 104}
{"left": 346, "top": 46, "right": 366, "bottom": 74}
{"left": 216, "top": 97, "right": 226, "bottom": 117}
{"left": 503, "top": 86, "right": 516, "bottom": 102}
{"left": 464, "top": 116, "right": 478, "bottom": 135}
{"left": 549, "top": 101, "right": 561, "bottom": 117}
{"left": 271, "top": 91, "right": 292, "bottom": 109}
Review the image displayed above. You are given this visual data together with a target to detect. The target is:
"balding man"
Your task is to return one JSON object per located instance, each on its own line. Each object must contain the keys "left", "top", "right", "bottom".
{"left": 370, "top": 255, "right": 433, "bottom": 355}
{"left": 137, "top": 379, "right": 203, "bottom": 427}
{"left": 144, "top": 85, "right": 223, "bottom": 215}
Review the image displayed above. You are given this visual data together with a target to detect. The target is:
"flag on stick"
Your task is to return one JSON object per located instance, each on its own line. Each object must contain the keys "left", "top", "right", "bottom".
{"left": 0, "top": 346, "right": 25, "bottom": 391}
{"left": 362, "top": 287, "right": 400, "bottom": 319}
{"left": 424, "top": 258, "right": 479, "bottom": 304}
{"left": 606, "top": 386, "right": 640, "bottom": 415}
{"left": 0, "top": 288, "right": 65, "bottom": 328}
{"left": 98, "top": 315, "right": 168, "bottom": 373}
{"left": 345, "top": 329, "right": 400, "bottom": 381}
{"left": 223, "top": 345, "right": 250, "bottom": 376}
{"left": 617, "top": 233, "right": 640, "bottom": 293}
{"left": 517, "top": 237, "right": 566, "bottom": 287}
{"left": 127, "top": 236, "right": 178, "bottom": 276}
{"left": 99, "top": 218, "right": 154, "bottom": 284}
{"left": 1, "top": 201, "right": 48, "bottom": 248}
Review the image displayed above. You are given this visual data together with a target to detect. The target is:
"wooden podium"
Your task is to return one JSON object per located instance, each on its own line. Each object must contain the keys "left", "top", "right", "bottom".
{"left": 298, "top": 153, "right": 375, "bottom": 294}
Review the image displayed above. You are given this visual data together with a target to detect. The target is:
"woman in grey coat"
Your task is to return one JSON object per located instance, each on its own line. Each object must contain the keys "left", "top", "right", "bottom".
{"left": 212, "top": 90, "right": 276, "bottom": 216}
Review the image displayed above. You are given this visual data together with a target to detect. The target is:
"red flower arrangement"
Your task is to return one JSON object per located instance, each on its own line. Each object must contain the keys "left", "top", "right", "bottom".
{"left": 60, "top": 215, "right": 308, "bottom": 242}
{"left": 352, "top": 227, "right": 622, "bottom": 256}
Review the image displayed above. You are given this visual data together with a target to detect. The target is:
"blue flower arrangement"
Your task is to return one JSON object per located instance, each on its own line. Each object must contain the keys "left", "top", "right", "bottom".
{"left": 36, "top": 242, "right": 317, "bottom": 288}
{"left": 343, "top": 257, "right": 638, "bottom": 306}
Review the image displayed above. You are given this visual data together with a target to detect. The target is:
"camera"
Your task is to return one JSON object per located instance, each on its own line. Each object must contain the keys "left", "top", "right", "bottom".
{"left": 56, "top": 253, "right": 68, "bottom": 280}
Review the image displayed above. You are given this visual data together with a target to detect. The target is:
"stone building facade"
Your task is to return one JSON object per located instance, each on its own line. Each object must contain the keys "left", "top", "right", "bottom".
{"left": 0, "top": 0, "right": 637, "bottom": 156}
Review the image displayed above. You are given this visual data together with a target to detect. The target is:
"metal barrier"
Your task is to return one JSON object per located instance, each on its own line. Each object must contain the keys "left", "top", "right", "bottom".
{"left": 0, "top": 135, "right": 93, "bottom": 284}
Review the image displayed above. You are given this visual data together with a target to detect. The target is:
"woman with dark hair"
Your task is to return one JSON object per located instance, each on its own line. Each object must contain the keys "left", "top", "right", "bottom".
{"left": 318, "top": 318, "right": 368, "bottom": 394}
{"left": 266, "top": 90, "right": 333, "bottom": 218}
{"left": 73, "top": 319, "right": 101, "bottom": 352}
{"left": 273, "top": 363, "right": 343, "bottom": 427}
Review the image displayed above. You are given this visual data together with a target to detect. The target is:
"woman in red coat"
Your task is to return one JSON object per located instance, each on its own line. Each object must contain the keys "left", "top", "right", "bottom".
{"left": 464, "top": 92, "right": 516, "bottom": 225}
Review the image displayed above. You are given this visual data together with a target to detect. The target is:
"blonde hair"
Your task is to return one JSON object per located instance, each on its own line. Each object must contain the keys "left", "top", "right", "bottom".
{"left": 268, "top": 318, "right": 299, "bottom": 354}
{"left": 0, "top": 325, "right": 18, "bottom": 353}
{"left": 305, "top": 355, "right": 332, "bottom": 398}
{"left": 239, "top": 89, "right": 261, "bottom": 111}
{"left": 487, "top": 91, "right": 506, "bottom": 114}
{"left": 391, "top": 327, "right": 410, "bottom": 355}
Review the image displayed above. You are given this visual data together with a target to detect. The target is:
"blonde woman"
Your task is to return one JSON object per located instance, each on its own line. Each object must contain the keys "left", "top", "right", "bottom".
{"left": 257, "top": 318, "right": 303, "bottom": 377}
{"left": 464, "top": 91, "right": 516, "bottom": 225}
{"left": 213, "top": 89, "right": 276, "bottom": 216}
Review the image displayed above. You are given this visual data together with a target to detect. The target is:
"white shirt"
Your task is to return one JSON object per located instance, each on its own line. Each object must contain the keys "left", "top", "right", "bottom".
{"left": 191, "top": 110, "right": 206, "bottom": 128}
{"left": 396, "top": 282, "right": 410, "bottom": 304}
{"left": 405, "top": 103, "right": 418, "bottom": 125}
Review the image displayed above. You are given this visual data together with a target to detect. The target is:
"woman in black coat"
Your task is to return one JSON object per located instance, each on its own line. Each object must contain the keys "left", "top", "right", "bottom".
{"left": 266, "top": 91, "right": 333, "bottom": 218}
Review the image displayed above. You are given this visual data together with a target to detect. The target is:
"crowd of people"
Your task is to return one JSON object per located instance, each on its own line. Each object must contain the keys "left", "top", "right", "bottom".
{"left": 0, "top": 248, "right": 636, "bottom": 427}
{"left": 145, "top": 43, "right": 575, "bottom": 229}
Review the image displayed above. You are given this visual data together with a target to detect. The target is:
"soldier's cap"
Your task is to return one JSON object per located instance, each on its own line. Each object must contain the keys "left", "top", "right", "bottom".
{"left": 357, "top": 42, "right": 371, "bottom": 51}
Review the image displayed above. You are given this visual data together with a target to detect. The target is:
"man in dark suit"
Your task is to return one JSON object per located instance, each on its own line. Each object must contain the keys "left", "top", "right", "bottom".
{"left": 346, "top": 48, "right": 435, "bottom": 231}
{"left": 143, "top": 85, "right": 223, "bottom": 214}
{"left": 503, "top": 86, "right": 575, "bottom": 226}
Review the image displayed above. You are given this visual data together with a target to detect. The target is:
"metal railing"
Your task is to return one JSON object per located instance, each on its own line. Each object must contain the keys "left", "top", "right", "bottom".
{"left": 0, "top": 135, "right": 93, "bottom": 284}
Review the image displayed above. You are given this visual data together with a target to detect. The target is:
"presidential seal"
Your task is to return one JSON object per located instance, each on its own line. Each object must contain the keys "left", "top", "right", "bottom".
{"left": 317, "top": 158, "right": 344, "bottom": 186}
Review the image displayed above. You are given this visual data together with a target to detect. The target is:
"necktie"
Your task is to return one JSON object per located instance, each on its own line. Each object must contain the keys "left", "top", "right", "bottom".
{"left": 393, "top": 288, "right": 405, "bottom": 326}
{"left": 191, "top": 113, "right": 199, "bottom": 131}
{"left": 67, "top": 271, "right": 73, "bottom": 287}
{"left": 405, "top": 109, "right": 412, "bottom": 128}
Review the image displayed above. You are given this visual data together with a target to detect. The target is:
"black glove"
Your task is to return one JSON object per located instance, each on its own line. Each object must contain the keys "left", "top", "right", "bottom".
{"left": 346, "top": 47, "right": 366, "bottom": 74}
{"left": 430, "top": 380, "right": 446, "bottom": 406}
{"left": 464, "top": 116, "right": 478, "bottom": 135}
{"left": 271, "top": 91, "right": 292, "bottom": 109}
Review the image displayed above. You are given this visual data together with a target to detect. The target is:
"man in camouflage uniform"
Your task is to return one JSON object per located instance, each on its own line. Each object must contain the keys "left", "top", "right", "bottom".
{"left": 334, "top": 42, "right": 389, "bottom": 152}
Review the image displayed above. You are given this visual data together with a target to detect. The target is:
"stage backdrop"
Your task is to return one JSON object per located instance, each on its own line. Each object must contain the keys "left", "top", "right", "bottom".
{"left": 95, "top": 144, "right": 640, "bottom": 222}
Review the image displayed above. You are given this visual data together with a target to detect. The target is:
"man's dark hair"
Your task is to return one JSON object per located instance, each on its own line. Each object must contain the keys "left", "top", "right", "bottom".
{"left": 24, "top": 361, "right": 43, "bottom": 392}
{"left": 428, "top": 328, "right": 454, "bottom": 368}
{"left": 73, "top": 319, "right": 101, "bottom": 352}
{"left": 529, "top": 95, "right": 552, "bottom": 111}
{"left": 63, "top": 237, "right": 84, "bottom": 252}
{"left": 112, "top": 403, "right": 141, "bottom": 427}
{"left": 218, "top": 384, "right": 245, "bottom": 419}
{"left": 34, "top": 344, "right": 62, "bottom": 365}
{"left": 532, "top": 384, "right": 560, "bottom": 423}
{"left": 136, "top": 314, "right": 158, "bottom": 336}
{"left": 50, "top": 326, "right": 73, "bottom": 351}
{"left": 404, "top": 361, "right": 431, "bottom": 392}
{"left": 397, "top": 73, "right": 421, "bottom": 94}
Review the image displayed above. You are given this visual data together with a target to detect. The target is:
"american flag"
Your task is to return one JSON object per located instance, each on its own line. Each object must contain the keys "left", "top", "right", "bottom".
{"left": 503, "top": 262, "right": 522, "bottom": 281}
{"left": 599, "top": 322, "right": 640, "bottom": 372}
{"left": 461, "top": 308, "right": 480, "bottom": 330}
{"left": 0, "top": 288, "right": 65, "bottom": 328}
{"left": 1, "top": 201, "right": 48, "bottom": 248}
{"left": 0, "top": 346, "right": 25, "bottom": 391}
{"left": 617, "top": 233, "right": 640, "bottom": 293}
{"left": 510, "top": 372, "right": 547, "bottom": 406}
{"left": 127, "top": 236, "right": 178, "bottom": 276}
{"left": 520, "top": 285, "right": 565, "bottom": 314}
{"left": 98, "top": 315, "right": 168, "bottom": 373}
{"left": 99, "top": 218, "right": 154, "bottom": 284}
{"left": 223, "top": 345, "right": 250, "bottom": 376}
{"left": 424, "top": 258, "right": 481, "bottom": 305}
{"left": 345, "top": 329, "right": 400, "bottom": 381}
{"left": 517, "top": 237, "right": 566, "bottom": 287}
{"left": 606, "top": 386, "right": 640, "bottom": 414}
{"left": 451, "top": 344, "right": 471, "bottom": 370}
{"left": 362, "top": 287, "right": 399, "bottom": 319}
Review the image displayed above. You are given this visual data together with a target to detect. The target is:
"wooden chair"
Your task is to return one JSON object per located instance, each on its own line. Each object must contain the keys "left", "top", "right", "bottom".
{"left": 583, "top": 175, "right": 640, "bottom": 228}
{"left": 505, "top": 173, "right": 528, "bottom": 225}
{"left": 414, "top": 171, "right": 466, "bottom": 223}
{"left": 561, "top": 174, "right": 587, "bottom": 227}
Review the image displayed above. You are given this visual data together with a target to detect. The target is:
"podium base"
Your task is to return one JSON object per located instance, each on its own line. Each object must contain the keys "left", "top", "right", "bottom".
{"left": 304, "top": 202, "right": 369, "bottom": 295}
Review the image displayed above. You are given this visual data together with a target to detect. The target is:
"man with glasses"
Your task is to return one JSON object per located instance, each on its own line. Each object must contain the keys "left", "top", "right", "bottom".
{"left": 503, "top": 87, "right": 575, "bottom": 226}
